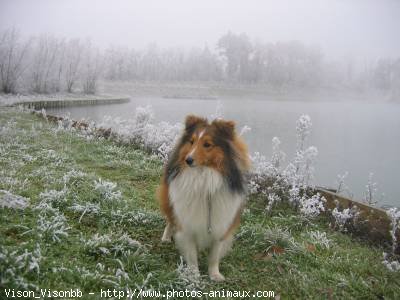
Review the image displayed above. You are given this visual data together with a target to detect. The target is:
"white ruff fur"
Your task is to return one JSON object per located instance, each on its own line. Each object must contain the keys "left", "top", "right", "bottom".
{"left": 168, "top": 166, "right": 243, "bottom": 281}
{"left": 169, "top": 166, "right": 243, "bottom": 249}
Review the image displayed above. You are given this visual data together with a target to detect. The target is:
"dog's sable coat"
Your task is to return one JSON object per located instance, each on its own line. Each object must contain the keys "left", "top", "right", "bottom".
{"left": 157, "top": 115, "right": 250, "bottom": 281}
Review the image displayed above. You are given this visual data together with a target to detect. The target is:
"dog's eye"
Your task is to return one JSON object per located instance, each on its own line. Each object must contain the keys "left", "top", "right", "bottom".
{"left": 203, "top": 142, "right": 211, "bottom": 148}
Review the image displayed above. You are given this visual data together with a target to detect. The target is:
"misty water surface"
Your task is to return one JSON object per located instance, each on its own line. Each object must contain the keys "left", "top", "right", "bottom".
{"left": 47, "top": 97, "right": 400, "bottom": 207}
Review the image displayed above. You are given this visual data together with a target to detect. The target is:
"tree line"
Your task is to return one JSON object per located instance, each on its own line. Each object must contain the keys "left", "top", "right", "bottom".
{"left": 1, "top": 28, "right": 399, "bottom": 95}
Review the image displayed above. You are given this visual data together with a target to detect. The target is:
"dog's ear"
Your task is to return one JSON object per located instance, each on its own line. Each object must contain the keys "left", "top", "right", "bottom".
{"left": 212, "top": 119, "right": 236, "bottom": 140}
{"left": 185, "top": 115, "right": 207, "bottom": 132}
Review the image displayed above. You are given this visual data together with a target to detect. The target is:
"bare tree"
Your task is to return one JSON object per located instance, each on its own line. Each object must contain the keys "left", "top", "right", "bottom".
{"left": 0, "top": 28, "right": 31, "bottom": 93}
{"left": 30, "top": 35, "right": 62, "bottom": 93}
{"left": 64, "top": 38, "right": 83, "bottom": 92}
{"left": 82, "top": 41, "right": 103, "bottom": 94}
{"left": 217, "top": 32, "right": 252, "bottom": 81}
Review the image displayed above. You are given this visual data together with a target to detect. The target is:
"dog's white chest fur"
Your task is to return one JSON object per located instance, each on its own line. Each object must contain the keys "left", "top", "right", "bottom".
{"left": 169, "top": 167, "right": 243, "bottom": 249}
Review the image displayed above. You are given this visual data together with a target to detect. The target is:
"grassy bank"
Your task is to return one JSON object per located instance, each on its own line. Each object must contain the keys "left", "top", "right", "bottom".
{"left": 0, "top": 107, "right": 399, "bottom": 299}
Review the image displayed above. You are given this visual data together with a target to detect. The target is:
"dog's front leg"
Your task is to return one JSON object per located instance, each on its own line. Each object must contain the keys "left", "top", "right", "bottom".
{"left": 175, "top": 231, "right": 199, "bottom": 273}
{"left": 208, "top": 240, "right": 225, "bottom": 281}
{"left": 161, "top": 222, "right": 173, "bottom": 242}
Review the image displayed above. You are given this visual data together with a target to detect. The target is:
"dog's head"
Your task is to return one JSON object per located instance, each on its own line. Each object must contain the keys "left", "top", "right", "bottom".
{"left": 178, "top": 115, "right": 236, "bottom": 171}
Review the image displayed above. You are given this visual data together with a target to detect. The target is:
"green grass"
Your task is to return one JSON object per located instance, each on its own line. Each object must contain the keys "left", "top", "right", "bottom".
{"left": 0, "top": 107, "right": 399, "bottom": 299}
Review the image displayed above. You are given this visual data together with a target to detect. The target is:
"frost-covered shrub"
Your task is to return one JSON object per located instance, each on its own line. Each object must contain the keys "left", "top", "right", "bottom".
{"left": 249, "top": 115, "right": 319, "bottom": 214}
{"left": 0, "top": 190, "right": 30, "bottom": 209}
{"left": 94, "top": 178, "right": 122, "bottom": 203}
{"left": 299, "top": 193, "right": 326, "bottom": 218}
{"left": 249, "top": 137, "right": 290, "bottom": 212}
{"left": 83, "top": 233, "right": 145, "bottom": 258}
{"left": 0, "top": 244, "right": 41, "bottom": 290}
{"left": 95, "top": 106, "right": 182, "bottom": 161}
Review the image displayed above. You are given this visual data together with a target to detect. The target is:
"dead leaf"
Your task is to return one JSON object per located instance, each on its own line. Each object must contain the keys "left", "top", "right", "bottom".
{"left": 254, "top": 251, "right": 273, "bottom": 261}
{"left": 306, "top": 243, "right": 316, "bottom": 253}
{"left": 277, "top": 265, "right": 284, "bottom": 274}
{"left": 271, "top": 245, "right": 285, "bottom": 255}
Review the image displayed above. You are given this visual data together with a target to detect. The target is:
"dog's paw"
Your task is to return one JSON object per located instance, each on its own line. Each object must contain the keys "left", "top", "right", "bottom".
{"left": 209, "top": 272, "right": 225, "bottom": 282}
{"left": 161, "top": 236, "right": 172, "bottom": 243}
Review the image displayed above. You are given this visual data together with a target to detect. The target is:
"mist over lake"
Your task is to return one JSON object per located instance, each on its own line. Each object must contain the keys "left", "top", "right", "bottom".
{"left": 46, "top": 85, "right": 400, "bottom": 207}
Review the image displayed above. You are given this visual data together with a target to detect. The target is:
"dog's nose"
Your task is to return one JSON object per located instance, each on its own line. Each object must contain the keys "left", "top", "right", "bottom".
{"left": 185, "top": 156, "right": 194, "bottom": 166}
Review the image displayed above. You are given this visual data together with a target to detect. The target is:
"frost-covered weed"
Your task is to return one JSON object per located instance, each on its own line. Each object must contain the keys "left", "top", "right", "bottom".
{"left": 176, "top": 257, "right": 206, "bottom": 291}
{"left": 363, "top": 172, "right": 379, "bottom": 206}
{"left": 296, "top": 114, "right": 312, "bottom": 151}
{"left": 335, "top": 171, "right": 352, "bottom": 196}
{"left": 75, "top": 266, "right": 120, "bottom": 288}
{"left": 69, "top": 202, "right": 100, "bottom": 222}
{"left": 114, "top": 259, "right": 130, "bottom": 283}
{"left": 36, "top": 210, "right": 70, "bottom": 243}
{"left": 0, "top": 189, "right": 30, "bottom": 209}
{"left": 83, "top": 233, "right": 145, "bottom": 258}
{"left": 29, "top": 166, "right": 59, "bottom": 185}
{"left": 299, "top": 193, "right": 326, "bottom": 218}
{"left": 249, "top": 115, "right": 319, "bottom": 214}
{"left": 239, "top": 125, "right": 252, "bottom": 136}
{"left": 96, "top": 106, "right": 182, "bottom": 161}
{"left": 53, "top": 113, "right": 74, "bottom": 132}
{"left": 0, "top": 176, "right": 24, "bottom": 191}
{"left": 0, "top": 244, "right": 41, "bottom": 290}
{"left": 305, "top": 230, "right": 333, "bottom": 249}
{"left": 22, "top": 153, "right": 35, "bottom": 162}
{"left": 382, "top": 252, "right": 400, "bottom": 272}
{"left": 62, "top": 169, "right": 87, "bottom": 186}
{"left": 331, "top": 206, "right": 359, "bottom": 232}
{"left": 211, "top": 100, "right": 223, "bottom": 120}
{"left": 264, "top": 227, "right": 301, "bottom": 253}
{"left": 287, "top": 115, "right": 317, "bottom": 194}
{"left": 386, "top": 207, "right": 400, "bottom": 256}
{"left": 94, "top": 178, "right": 122, "bottom": 203}
{"left": 107, "top": 209, "right": 162, "bottom": 227}
{"left": 249, "top": 138, "right": 289, "bottom": 212}
{"left": 42, "top": 149, "right": 67, "bottom": 167}
{"left": 39, "top": 189, "right": 67, "bottom": 207}
{"left": 270, "top": 137, "right": 286, "bottom": 171}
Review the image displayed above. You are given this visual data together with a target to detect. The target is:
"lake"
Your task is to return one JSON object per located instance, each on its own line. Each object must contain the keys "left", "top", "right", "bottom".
{"left": 47, "top": 96, "right": 400, "bottom": 207}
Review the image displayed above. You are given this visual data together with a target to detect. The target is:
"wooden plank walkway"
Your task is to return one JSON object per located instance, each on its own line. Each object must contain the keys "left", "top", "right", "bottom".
{"left": 13, "top": 98, "right": 130, "bottom": 109}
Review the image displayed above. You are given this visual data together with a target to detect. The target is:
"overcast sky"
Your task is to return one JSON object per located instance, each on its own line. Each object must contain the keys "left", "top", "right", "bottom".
{"left": 1, "top": 0, "right": 399, "bottom": 59}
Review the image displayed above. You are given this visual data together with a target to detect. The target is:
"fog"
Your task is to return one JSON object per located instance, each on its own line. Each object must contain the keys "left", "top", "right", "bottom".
{"left": 1, "top": 0, "right": 400, "bottom": 206}
{"left": 1, "top": 0, "right": 400, "bottom": 59}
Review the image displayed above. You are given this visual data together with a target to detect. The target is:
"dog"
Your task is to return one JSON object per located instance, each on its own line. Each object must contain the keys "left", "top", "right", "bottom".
{"left": 157, "top": 115, "right": 250, "bottom": 281}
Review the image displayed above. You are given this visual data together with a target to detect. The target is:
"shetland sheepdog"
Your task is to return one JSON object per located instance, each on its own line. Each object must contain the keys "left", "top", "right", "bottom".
{"left": 157, "top": 115, "right": 250, "bottom": 281}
